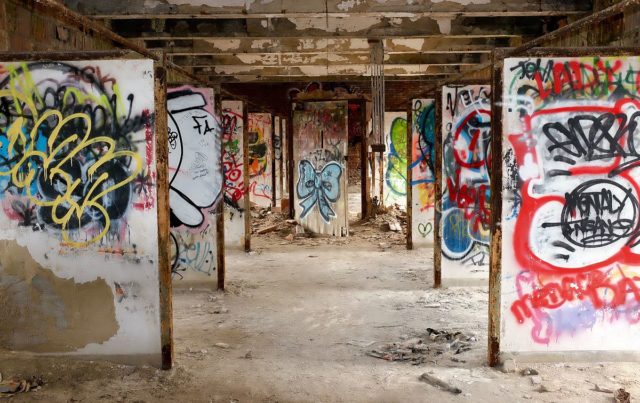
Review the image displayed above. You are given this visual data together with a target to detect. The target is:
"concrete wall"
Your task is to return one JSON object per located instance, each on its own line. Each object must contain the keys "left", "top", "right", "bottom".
{"left": 501, "top": 55, "right": 640, "bottom": 352}
{"left": 274, "top": 115, "right": 283, "bottom": 207}
{"left": 168, "top": 86, "right": 222, "bottom": 282}
{"left": 382, "top": 112, "right": 408, "bottom": 209}
{"left": 221, "top": 100, "right": 247, "bottom": 249}
{"left": 247, "top": 113, "right": 273, "bottom": 207}
{"left": 293, "top": 101, "right": 349, "bottom": 236}
{"left": 411, "top": 99, "right": 436, "bottom": 247}
{"left": 0, "top": 59, "right": 161, "bottom": 364}
{"left": 441, "top": 85, "right": 491, "bottom": 283}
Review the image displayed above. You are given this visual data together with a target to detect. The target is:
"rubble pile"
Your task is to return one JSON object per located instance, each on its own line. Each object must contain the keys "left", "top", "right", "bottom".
{"left": 367, "top": 328, "right": 478, "bottom": 365}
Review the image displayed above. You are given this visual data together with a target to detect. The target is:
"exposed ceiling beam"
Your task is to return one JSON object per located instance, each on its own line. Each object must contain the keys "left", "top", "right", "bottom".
{"left": 63, "top": 0, "right": 592, "bottom": 18}
{"left": 109, "top": 15, "right": 556, "bottom": 39}
{"left": 90, "top": 11, "right": 587, "bottom": 19}
{"left": 192, "top": 64, "right": 471, "bottom": 76}
{"left": 169, "top": 53, "right": 486, "bottom": 66}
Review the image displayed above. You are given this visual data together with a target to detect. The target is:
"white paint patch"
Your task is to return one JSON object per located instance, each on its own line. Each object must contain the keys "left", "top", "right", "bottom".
{"left": 260, "top": 19, "right": 268, "bottom": 28}
{"left": 205, "top": 39, "right": 242, "bottom": 51}
{"left": 336, "top": 0, "right": 361, "bottom": 11}
{"left": 250, "top": 39, "right": 274, "bottom": 49}
{"left": 435, "top": 17, "right": 451, "bottom": 35}
{"left": 431, "top": 0, "right": 489, "bottom": 4}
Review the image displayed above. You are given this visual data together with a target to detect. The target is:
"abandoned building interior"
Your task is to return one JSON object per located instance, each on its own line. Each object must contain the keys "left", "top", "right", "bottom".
{"left": 3, "top": 0, "right": 640, "bottom": 402}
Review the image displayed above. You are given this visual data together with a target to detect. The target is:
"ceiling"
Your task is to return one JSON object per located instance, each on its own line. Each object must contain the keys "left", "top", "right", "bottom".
{"left": 63, "top": 0, "right": 594, "bottom": 83}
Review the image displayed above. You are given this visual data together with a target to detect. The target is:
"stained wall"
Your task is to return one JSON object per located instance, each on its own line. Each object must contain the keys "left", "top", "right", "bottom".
{"left": 411, "top": 99, "right": 436, "bottom": 247}
{"left": 441, "top": 85, "right": 491, "bottom": 282}
{"left": 0, "top": 59, "right": 161, "bottom": 363}
{"left": 221, "top": 100, "right": 247, "bottom": 249}
{"left": 247, "top": 112, "right": 273, "bottom": 207}
{"left": 168, "top": 86, "right": 222, "bottom": 282}
{"left": 501, "top": 56, "right": 640, "bottom": 352}
{"left": 293, "top": 101, "right": 349, "bottom": 236}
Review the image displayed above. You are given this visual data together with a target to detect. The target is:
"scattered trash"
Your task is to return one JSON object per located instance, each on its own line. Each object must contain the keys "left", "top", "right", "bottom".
{"left": 366, "top": 328, "right": 477, "bottom": 365}
{"left": 0, "top": 375, "right": 44, "bottom": 397}
{"left": 257, "top": 223, "right": 279, "bottom": 234}
{"left": 614, "top": 388, "right": 631, "bottom": 403}
{"left": 529, "top": 376, "right": 542, "bottom": 386}
{"left": 592, "top": 384, "right": 613, "bottom": 394}
{"left": 214, "top": 343, "right": 230, "bottom": 349}
{"left": 419, "top": 373, "right": 462, "bottom": 395}
{"left": 244, "top": 351, "right": 252, "bottom": 359}
{"left": 520, "top": 368, "right": 538, "bottom": 376}
{"left": 285, "top": 234, "right": 294, "bottom": 241}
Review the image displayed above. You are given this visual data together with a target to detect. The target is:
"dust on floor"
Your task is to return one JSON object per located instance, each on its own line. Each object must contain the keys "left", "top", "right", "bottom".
{"left": 1, "top": 230, "right": 639, "bottom": 402}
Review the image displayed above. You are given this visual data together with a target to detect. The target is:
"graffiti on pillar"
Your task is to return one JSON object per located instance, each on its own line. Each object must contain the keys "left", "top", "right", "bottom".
{"left": 293, "top": 101, "right": 348, "bottom": 236}
{"left": 167, "top": 87, "right": 221, "bottom": 278}
{"left": 502, "top": 56, "right": 640, "bottom": 351}
{"left": 411, "top": 99, "right": 436, "bottom": 246}
{"left": 221, "top": 100, "right": 246, "bottom": 248}
{"left": 441, "top": 85, "right": 491, "bottom": 280}
{"left": 383, "top": 112, "right": 407, "bottom": 208}
{"left": 0, "top": 61, "right": 156, "bottom": 248}
{"left": 0, "top": 60, "right": 161, "bottom": 355}
{"left": 247, "top": 113, "right": 273, "bottom": 207}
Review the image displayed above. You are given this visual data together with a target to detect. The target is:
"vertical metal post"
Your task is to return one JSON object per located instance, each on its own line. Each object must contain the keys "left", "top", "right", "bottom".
{"left": 488, "top": 49, "right": 505, "bottom": 367}
{"left": 359, "top": 100, "right": 369, "bottom": 219}
{"left": 406, "top": 101, "right": 413, "bottom": 250}
{"left": 433, "top": 90, "right": 443, "bottom": 289}
{"left": 243, "top": 101, "right": 251, "bottom": 252}
{"left": 154, "top": 57, "right": 173, "bottom": 370}
{"left": 215, "top": 92, "right": 226, "bottom": 292}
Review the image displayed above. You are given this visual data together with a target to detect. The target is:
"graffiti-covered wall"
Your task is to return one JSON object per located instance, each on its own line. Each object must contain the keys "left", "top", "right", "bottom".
{"left": 168, "top": 86, "right": 222, "bottom": 282}
{"left": 411, "top": 99, "right": 436, "bottom": 246}
{"left": 293, "top": 101, "right": 348, "bottom": 236}
{"left": 383, "top": 112, "right": 408, "bottom": 209}
{"left": 0, "top": 60, "right": 160, "bottom": 362}
{"left": 274, "top": 115, "right": 282, "bottom": 206}
{"left": 247, "top": 113, "right": 273, "bottom": 207}
{"left": 441, "top": 85, "right": 491, "bottom": 282}
{"left": 501, "top": 56, "right": 640, "bottom": 352}
{"left": 221, "top": 100, "right": 246, "bottom": 249}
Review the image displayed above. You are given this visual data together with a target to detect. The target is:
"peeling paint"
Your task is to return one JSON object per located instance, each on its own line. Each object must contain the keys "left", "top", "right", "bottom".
{"left": 435, "top": 17, "right": 451, "bottom": 35}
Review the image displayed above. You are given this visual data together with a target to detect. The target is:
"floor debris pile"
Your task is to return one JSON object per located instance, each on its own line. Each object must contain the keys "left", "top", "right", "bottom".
{"left": 367, "top": 328, "right": 478, "bottom": 365}
{"left": 0, "top": 373, "right": 44, "bottom": 398}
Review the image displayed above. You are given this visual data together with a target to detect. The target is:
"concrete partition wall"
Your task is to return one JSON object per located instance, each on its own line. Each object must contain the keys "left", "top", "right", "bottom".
{"left": 221, "top": 100, "right": 246, "bottom": 249}
{"left": 383, "top": 112, "right": 408, "bottom": 209}
{"left": 293, "top": 101, "right": 349, "bottom": 236}
{"left": 500, "top": 56, "right": 640, "bottom": 353}
{"left": 441, "top": 85, "right": 491, "bottom": 283}
{"left": 247, "top": 113, "right": 273, "bottom": 207}
{"left": 168, "top": 86, "right": 222, "bottom": 282}
{"left": 411, "top": 99, "right": 436, "bottom": 247}
{"left": 0, "top": 59, "right": 161, "bottom": 363}
{"left": 274, "top": 115, "right": 282, "bottom": 207}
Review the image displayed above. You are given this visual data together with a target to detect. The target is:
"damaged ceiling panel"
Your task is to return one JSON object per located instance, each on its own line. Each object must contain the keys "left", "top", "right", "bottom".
{"left": 64, "top": 0, "right": 594, "bottom": 82}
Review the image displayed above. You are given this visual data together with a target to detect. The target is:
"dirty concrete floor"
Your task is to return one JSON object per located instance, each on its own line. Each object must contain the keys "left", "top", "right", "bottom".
{"left": 2, "top": 234, "right": 640, "bottom": 402}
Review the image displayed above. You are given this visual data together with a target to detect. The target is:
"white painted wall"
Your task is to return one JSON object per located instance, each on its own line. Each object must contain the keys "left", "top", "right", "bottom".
{"left": 441, "top": 85, "right": 491, "bottom": 282}
{"left": 500, "top": 56, "right": 640, "bottom": 353}
{"left": 411, "top": 99, "right": 436, "bottom": 247}
{"left": 248, "top": 113, "right": 273, "bottom": 208}
{"left": 168, "top": 86, "right": 222, "bottom": 283}
{"left": 382, "top": 112, "right": 408, "bottom": 209}
{"left": 0, "top": 59, "right": 161, "bottom": 364}
{"left": 221, "top": 100, "right": 246, "bottom": 249}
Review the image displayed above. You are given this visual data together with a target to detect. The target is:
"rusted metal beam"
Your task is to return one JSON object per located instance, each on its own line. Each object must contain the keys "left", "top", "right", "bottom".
{"left": 242, "top": 100, "right": 251, "bottom": 252}
{"left": 488, "top": 49, "right": 505, "bottom": 368}
{"left": 406, "top": 102, "right": 413, "bottom": 251}
{"left": 0, "top": 49, "right": 133, "bottom": 60}
{"left": 89, "top": 11, "right": 588, "bottom": 20}
{"left": 26, "top": 0, "right": 212, "bottom": 88}
{"left": 433, "top": 89, "right": 443, "bottom": 289}
{"left": 154, "top": 60, "right": 173, "bottom": 371}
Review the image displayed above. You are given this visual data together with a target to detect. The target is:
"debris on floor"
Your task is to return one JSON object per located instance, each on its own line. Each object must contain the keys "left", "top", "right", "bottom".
{"left": 615, "top": 388, "right": 631, "bottom": 403}
{"left": 0, "top": 375, "right": 44, "bottom": 397}
{"left": 366, "top": 328, "right": 477, "bottom": 365}
{"left": 419, "top": 372, "right": 462, "bottom": 394}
